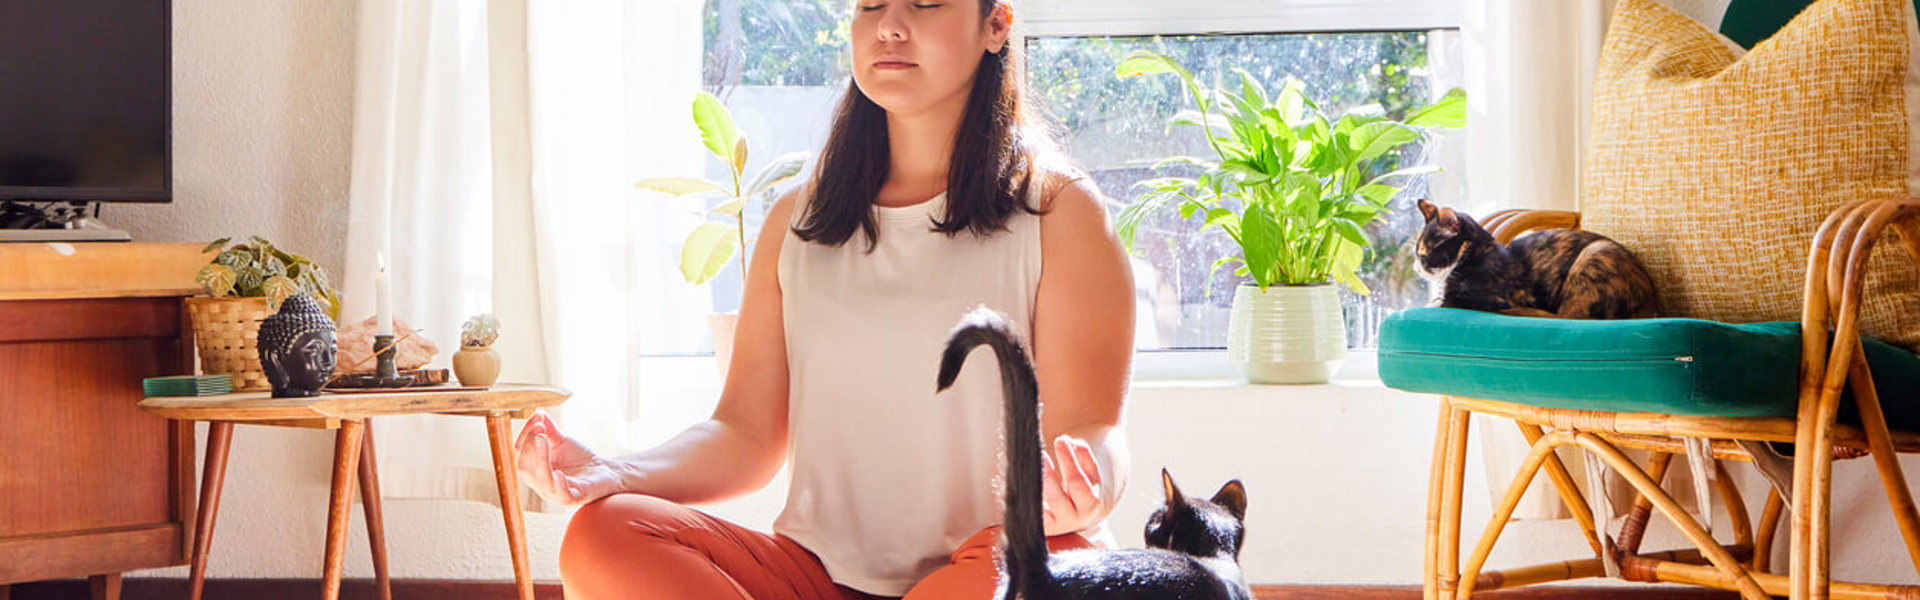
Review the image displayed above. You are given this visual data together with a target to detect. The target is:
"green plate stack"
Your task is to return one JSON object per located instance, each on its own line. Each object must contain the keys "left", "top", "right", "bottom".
{"left": 143, "top": 374, "right": 234, "bottom": 397}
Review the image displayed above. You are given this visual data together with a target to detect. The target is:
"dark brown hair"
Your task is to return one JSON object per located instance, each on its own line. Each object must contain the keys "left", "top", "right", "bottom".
{"left": 792, "top": 0, "right": 1063, "bottom": 250}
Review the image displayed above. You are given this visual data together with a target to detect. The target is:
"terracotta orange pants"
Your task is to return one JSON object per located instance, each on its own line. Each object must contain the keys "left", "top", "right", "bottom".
{"left": 559, "top": 494, "right": 1096, "bottom": 600}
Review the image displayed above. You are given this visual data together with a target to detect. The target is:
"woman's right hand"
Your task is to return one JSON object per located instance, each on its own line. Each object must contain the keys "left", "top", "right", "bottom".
{"left": 515, "top": 410, "right": 628, "bottom": 508}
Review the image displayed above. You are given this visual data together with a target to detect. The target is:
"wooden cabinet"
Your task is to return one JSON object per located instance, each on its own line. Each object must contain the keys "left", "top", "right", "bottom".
{"left": 0, "top": 243, "right": 210, "bottom": 599}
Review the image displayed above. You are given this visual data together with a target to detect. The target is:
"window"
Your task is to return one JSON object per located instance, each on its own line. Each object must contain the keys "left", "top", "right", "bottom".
{"left": 1027, "top": 31, "right": 1466, "bottom": 349}
{"left": 639, "top": 0, "right": 1465, "bottom": 355}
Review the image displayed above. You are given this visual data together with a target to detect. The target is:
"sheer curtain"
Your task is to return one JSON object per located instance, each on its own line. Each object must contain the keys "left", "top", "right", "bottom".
{"left": 341, "top": 0, "right": 705, "bottom": 511}
{"left": 1460, "top": 0, "right": 1614, "bottom": 520}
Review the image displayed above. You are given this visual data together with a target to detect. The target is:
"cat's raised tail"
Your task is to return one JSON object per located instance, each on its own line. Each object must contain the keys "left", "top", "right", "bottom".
{"left": 938, "top": 307, "right": 1047, "bottom": 600}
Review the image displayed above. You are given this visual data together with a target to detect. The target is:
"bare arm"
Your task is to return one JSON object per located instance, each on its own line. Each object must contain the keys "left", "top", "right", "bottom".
{"left": 1032, "top": 175, "right": 1135, "bottom": 534}
{"left": 516, "top": 189, "right": 801, "bottom": 506}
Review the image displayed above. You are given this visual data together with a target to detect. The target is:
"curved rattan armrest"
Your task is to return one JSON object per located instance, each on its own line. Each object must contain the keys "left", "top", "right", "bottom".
{"left": 1799, "top": 198, "right": 1920, "bottom": 378}
{"left": 1484, "top": 209, "right": 1583, "bottom": 245}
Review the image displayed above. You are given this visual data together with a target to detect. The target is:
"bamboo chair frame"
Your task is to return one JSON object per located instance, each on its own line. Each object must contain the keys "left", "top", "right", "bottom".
{"left": 1422, "top": 200, "right": 1920, "bottom": 600}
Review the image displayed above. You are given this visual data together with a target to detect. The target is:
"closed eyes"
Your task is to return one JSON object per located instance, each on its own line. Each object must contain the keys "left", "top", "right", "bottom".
{"left": 858, "top": 2, "right": 945, "bottom": 11}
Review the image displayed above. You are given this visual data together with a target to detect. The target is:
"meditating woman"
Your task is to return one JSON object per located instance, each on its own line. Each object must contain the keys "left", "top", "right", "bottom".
{"left": 514, "top": 1, "right": 1135, "bottom": 597}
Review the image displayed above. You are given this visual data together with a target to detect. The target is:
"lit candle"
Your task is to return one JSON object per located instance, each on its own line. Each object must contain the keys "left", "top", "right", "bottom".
{"left": 376, "top": 252, "right": 393, "bottom": 336}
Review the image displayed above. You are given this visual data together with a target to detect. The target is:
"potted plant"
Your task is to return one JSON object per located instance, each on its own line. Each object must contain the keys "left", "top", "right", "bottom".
{"left": 190, "top": 237, "right": 342, "bottom": 391}
{"left": 635, "top": 92, "right": 809, "bottom": 378}
{"left": 1114, "top": 50, "right": 1465, "bottom": 384}
{"left": 453, "top": 313, "right": 501, "bottom": 387}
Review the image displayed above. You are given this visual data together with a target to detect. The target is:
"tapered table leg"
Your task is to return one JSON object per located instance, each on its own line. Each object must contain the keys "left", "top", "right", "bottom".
{"left": 487, "top": 414, "right": 535, "bottom": 600}
{"left": 189, "top": 421, "right": 235, "bottom": 600}
{"left": 322, "top": 420, "right": 365, "bottom": 600}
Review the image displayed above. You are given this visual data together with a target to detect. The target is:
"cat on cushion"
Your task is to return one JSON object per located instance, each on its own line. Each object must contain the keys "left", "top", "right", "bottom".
{"left": 939, "top": 309, "right": 1253, "bottom": 600}
{"left": 1415, "top": 200, "right": 1658, "bottom": 319}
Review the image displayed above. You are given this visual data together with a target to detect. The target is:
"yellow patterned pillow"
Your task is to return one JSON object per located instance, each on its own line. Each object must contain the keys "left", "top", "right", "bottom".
{"left": 1583, "top": 0, "right": 1920, "bottom": 348}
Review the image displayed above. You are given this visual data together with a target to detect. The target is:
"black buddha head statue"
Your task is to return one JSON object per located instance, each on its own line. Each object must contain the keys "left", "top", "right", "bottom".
{"left": 257, "top": 295, "right": 337, "bottom": 398}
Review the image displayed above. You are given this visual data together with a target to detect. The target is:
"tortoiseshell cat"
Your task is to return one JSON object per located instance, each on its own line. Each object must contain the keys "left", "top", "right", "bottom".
{"left": 939, "top": 309, "right": 1253, "bottom": 600}
{"left": 1415, "top": 200, "right": 1658, "bottom": 319}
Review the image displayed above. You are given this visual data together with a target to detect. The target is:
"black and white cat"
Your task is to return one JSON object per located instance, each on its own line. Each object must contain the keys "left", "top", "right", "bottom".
{"left": 938, "top": 309, "right": 1253, "bottom": 600}
{"left": 1415, "top": 200, "right": 1658, "bottom": 319}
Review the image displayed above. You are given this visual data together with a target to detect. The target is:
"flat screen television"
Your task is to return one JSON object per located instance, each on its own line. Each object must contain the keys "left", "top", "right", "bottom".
{"left": 0, "top": 0, "right": 171, "bottom": 204}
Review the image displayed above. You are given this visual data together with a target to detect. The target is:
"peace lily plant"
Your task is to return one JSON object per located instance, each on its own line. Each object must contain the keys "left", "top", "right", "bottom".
{"left": 1113, "top": 50, "right": 1465, "bottom": 383}
{"left": 635, "top": 92, "right": 809, "bottom": 378}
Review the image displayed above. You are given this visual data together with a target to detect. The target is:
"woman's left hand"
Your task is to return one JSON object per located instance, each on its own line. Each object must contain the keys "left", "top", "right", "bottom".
{"left": 1040, "top": 434, "right": 1105, "bottom": 536}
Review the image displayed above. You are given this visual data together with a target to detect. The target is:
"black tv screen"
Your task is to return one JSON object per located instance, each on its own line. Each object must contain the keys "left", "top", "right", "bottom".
{"left": 0, "top": 0, "right": 171, "bottom": 203}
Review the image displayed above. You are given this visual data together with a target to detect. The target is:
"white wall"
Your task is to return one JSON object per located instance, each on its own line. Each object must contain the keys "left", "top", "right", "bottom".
{"left": 116, "top": 0, "right": 354, "bottom": 274}
{"left": 118, "top": 0, "right": 1920, "bottom": 589}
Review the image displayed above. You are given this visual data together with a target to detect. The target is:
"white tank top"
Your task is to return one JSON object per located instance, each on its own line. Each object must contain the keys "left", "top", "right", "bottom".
{"left": 775, "top": 185, "right": 1099, "bottom": 595}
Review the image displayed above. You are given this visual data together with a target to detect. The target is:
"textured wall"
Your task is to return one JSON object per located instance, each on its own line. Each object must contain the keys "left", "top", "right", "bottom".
{"left": 115, "top": 0, "right": 353, "bottom": 276}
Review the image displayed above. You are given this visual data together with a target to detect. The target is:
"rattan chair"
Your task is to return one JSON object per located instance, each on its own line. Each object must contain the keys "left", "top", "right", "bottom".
{"left": 1382, "top": 198, "right": 1920, "bottom": 600}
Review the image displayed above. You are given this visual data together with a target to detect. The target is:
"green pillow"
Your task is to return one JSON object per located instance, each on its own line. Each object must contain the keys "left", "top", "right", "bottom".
{"left": 1666, "top": 0, "right": 1920, "bottom": 48}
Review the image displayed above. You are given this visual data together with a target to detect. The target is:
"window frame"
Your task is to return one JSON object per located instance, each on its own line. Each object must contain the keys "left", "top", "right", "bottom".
{"left": 1018, "top": 0, "right": 1461, "bottom": 37}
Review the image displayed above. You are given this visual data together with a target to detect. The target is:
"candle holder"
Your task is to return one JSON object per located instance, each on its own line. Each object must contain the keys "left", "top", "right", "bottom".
{"left": 372, "top": 334, "right": 409, "bottom": 386}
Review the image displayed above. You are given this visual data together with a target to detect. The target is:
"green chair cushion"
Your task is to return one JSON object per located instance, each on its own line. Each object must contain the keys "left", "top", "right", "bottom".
{"left": 1378, "top": 308, "right": 1920, "bottom": 430}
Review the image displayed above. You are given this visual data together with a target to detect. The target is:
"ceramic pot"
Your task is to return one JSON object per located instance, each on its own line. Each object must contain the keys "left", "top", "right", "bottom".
{"left": 452, "top": 345, "right": 502, "bottom": 387}
{"left": 1226, "top": 282, "right": 1345, "bottom": 384}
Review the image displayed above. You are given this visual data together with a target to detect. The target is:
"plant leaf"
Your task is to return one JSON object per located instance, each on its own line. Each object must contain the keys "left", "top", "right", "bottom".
{"left": 1205, "top": 207, "right": 1239, "bottom": 229}
{"left": 1407, "top": 88, "right": 1467, "bottom": 128}
{"left": 1332, "top": 217, "right": 1370, "bottom": 247}
{"left": 1330, "top": 238, "right": 1371, "bottom": 295}
{"left": 1115, "top": 49, "right": 1191, "bottom": 81}
{"left": 680, "top": 222, "right": 741, "bottom": 285}
{"left": 709, "top": 197, "right": 748, "bottom": 217}
{"left": 1349, "top": 121, "right": 1421, "bottom": 164}
{"left": 732, "top": 135, "right": 750, "bottom": 175}
{"left": 1150, "top": 155, "right": 1215, "bottom": 171}
{"left": 1114, "top": 190, "right": 1182, "bottom": 253}
{"left": 236, "top": 265, "right": 265, "bottom": 296}
{"left": 1236, "top": 69, "right": 1269, "bottom": 113}
{"left": 197, "top": 264, "right": 236, "bottom": 297}
{"left": 1208, "top": 256, "right": 1245, "bottom": 296}
{"left": 1171, "top": 109, "right": 1232, "bottom": 132}
{"left": 262, "top": 275, "right": 301, "bottom": 312}
{"left": 201, "top": 238, "right": 230, "bottom": 254}
{"left": 214, "top": 248, "right": 247, "bottom": 269}
{"left": 1358, "top": 183, "right": 1399, "bottom": 206}
{"left": 1239, "top": 201, "right": 1284, "bottom": 288}
{"left": 262, "top": 254, "right": 288, "bottom": 278}
{"left": 745, "top": 151, "right": 810, "bottom": 198}
{"left": 636, "top": 177, "right": 724, "bottom": 196}
{"left": 692, "top": 92, "right": 740, "bottom": 163}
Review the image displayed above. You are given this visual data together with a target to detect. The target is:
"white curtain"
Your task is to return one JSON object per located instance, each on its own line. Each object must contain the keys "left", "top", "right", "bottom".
{"left": 1461, "top": 0, "right": 1609, "bottom": 215}
{"left": 342, "top": 0, "right": 706, "bottom": 511}
{"left": 1460, "top": 0, "right": 1614, "bottom": 520}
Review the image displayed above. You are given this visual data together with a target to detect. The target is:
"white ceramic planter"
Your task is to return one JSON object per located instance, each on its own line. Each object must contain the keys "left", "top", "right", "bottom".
{"left": 1226, "top": 282, "right": 1346, "bottom": 384}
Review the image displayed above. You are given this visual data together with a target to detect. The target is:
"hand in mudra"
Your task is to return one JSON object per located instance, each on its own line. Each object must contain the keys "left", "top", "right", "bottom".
{"left": 515, "top": 410, "right": 624, "bottom": 507}
{"left": 1040, "top": 434, "right": 1106, "bottom": 536}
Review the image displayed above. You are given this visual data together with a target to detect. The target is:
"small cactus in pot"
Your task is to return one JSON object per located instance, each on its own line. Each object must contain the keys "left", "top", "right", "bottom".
{"left": 452, "top": 313, "right": 502, "bottom": 387}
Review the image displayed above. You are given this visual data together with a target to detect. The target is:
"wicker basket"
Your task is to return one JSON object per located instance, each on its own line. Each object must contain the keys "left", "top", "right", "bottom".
{"left": 185, "top": 296, "right": 272, "bottom": 391}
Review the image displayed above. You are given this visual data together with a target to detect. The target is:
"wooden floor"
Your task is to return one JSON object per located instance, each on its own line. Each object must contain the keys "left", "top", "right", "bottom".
{"left": 6, "top": 579, "right": 1739, "bottom": 599}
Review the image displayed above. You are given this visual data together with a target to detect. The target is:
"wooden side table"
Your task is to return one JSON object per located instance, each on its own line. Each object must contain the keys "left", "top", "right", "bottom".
{"left": 139, "top": 384, "right": 570, "bottom": 600}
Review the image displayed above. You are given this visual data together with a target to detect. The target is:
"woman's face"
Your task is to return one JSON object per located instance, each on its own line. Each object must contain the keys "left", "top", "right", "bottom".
{"left": 849, "top": 0, "right": 1010, "bottom": 117}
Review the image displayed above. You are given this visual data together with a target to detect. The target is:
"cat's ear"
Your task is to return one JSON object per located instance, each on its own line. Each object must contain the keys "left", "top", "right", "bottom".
{"left": 1161, "top": 468, "right": 1186, "bottom": 506}
{"left": 1210, "top": 479, "right": 1248, "bottom": 520}
{"left": 1417, "top": 199, "right": 1439, "bottom": 223}
{"left": 1435, "top": 207, "right": 1461, "bottom": 235}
